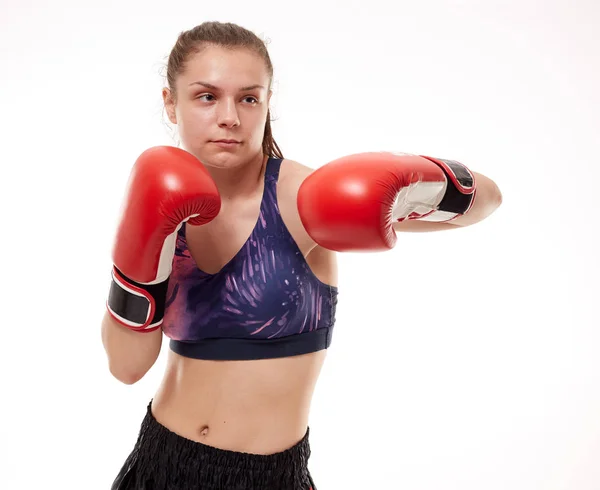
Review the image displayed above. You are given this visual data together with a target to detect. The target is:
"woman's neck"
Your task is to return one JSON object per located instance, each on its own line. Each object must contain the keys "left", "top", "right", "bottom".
{"left": 201, "top": 151, "right": 268, "bottom": 203}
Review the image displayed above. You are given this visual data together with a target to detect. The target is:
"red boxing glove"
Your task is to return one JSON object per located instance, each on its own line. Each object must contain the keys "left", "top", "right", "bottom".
{"left": 106, "top": 146, "right": 221, "bottom": 331}
{"left": 297, "top": 152, "right": 476, "bottom": 252}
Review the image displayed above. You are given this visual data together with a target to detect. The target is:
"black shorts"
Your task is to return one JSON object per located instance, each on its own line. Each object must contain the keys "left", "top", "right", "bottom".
{"left": 111, "top": 400, "right": 317, "bottom": 490}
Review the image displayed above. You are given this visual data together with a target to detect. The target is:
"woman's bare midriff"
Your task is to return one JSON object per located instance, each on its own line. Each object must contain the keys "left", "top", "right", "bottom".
{"left": 151, "top": 347, "right": 328, "bottom": 455}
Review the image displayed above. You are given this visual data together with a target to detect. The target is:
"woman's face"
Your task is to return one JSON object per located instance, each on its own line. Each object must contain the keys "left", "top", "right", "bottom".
{"left": 164, "top": 45, "right": 272, "bottom": 169}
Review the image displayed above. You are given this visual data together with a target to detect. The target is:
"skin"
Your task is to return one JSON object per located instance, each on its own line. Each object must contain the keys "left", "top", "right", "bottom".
{"left": 101, "top": 43, "right": 502, "bottom": 456}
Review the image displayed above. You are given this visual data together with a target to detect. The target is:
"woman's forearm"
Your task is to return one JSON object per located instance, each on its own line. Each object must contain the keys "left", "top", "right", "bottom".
{"left": 101, "top": 310, "right": 163, "bottom": 384}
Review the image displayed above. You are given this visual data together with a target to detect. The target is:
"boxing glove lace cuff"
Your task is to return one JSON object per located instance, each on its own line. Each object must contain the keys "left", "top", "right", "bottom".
{"left": 106, "top": 266, "right": 168, "bottom": 332}
{"left": 418, "top": 156, "right": 477, "bottom": 222}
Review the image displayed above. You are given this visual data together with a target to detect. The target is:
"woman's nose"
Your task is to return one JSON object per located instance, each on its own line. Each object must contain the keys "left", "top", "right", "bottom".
{"left": 217, "top": 100, "right": 240, "bottom": 128}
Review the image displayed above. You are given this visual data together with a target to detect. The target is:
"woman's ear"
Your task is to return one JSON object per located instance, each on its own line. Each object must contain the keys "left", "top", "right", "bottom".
{"left": 162, "top": 88, "right": 177, "bottom": 125}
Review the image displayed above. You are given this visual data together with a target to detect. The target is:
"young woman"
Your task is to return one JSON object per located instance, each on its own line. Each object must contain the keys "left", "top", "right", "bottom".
{"left": 102, "top": 21, "right": 502, "bottom": 490}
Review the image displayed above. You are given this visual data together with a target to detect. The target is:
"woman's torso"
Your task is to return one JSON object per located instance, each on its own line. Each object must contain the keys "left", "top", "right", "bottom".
{"left": 151, "top": 157, "right": 338, "bottom": 454}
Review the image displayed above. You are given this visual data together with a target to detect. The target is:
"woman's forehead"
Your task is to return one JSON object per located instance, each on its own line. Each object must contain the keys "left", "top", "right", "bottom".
{"left": 182, "top": 46, "right": 269, "bottom": 84}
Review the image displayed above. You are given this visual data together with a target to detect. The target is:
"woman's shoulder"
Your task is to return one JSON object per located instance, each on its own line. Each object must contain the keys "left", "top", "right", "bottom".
{"left": 275, "top": 157, "right": 337, "bottom": 261}
{"left": 278, "top": 157, "right": 315, "bottom": 187}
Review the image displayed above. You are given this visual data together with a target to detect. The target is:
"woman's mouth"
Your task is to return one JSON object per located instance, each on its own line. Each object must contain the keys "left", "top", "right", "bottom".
{"left": 211, "top": 139, "right": 241, "bottom": 149}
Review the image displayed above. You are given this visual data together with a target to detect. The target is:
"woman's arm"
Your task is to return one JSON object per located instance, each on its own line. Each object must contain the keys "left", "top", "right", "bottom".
{"left": 393, "top": 171, "right": 502, "bottom": 232}
{"left": 101, "top": 310, "right": 163, "bottom": 384}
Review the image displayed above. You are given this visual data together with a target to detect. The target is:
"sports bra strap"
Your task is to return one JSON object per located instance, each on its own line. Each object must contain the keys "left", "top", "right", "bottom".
{"left": 265, "top": 157, "right": 283, "bottom": 181}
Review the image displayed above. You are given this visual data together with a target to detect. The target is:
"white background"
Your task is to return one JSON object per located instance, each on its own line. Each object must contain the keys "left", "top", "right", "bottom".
{"left": 1, "top": 0, "right": 599, "bottom": 488}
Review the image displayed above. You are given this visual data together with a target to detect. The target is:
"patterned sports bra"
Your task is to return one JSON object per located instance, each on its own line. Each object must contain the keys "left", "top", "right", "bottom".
{"left": 161, "top": 157, "right": 338, "bottom": 361}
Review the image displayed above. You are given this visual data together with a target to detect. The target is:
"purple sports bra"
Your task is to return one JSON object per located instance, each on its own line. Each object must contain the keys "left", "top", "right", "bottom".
{"left": 161, "top": 157, "right": 338, "bottom": 360}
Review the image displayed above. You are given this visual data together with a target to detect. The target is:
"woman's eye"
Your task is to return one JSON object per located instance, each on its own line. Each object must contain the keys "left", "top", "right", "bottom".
{"left": 196, "top": 94, "right": 258, "bottom": 103}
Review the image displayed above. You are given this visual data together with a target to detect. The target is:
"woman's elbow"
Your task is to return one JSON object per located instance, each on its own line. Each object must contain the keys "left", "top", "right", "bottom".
{"left": 489, "top": 177, "right": 503, "bottom": 208}
{"left": 109, "top": 364, "right": 147, "bottom": 385}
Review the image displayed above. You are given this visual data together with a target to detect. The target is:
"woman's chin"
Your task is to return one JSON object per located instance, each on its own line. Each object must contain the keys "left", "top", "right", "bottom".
{"left": 193, "top": 146, "right": 262, "bottom": 169}
{"left": 192, "top": 151, "right": 242, "bottom": 170}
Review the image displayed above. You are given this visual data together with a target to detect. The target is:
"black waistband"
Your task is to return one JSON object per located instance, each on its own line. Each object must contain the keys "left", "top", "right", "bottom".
{"left": 169, "top": 327, "right": 332, "bottom": 361}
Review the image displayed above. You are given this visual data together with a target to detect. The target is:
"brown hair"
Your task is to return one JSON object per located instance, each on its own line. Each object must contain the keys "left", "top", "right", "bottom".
{"left": 164, "top": 21, "right": 283, "bottom": 159}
